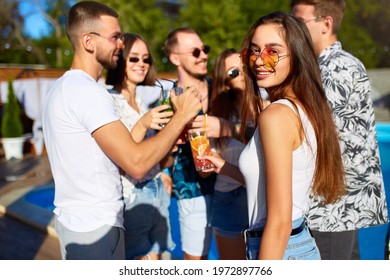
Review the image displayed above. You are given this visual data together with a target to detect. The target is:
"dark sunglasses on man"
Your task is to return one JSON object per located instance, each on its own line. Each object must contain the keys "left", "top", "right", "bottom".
{"left": 174, "top": 45, "right": 211, "bottom": 58}
{"left": 192, "top": 45, "right": 210, "bottom": 58}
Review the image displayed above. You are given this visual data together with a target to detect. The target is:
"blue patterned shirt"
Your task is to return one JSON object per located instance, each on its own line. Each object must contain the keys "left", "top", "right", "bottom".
{"left": 170, "top": 78, "right": 216, "bottom": 200}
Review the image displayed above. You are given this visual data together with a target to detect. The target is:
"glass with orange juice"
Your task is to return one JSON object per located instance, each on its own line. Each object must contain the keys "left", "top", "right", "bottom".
{"left": 188, "top": 130, "right": 214, "bottom": 171}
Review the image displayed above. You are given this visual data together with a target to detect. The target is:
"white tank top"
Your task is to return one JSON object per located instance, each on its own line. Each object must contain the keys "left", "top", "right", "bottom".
{"left": 238, "top": 99, "right": 317, "bottom": 228}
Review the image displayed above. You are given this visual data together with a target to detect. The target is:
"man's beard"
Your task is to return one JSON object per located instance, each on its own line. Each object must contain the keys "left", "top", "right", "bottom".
{"left": 192, "top": 73, "right": 207, "bottom": 80}
{"left": 97, "top": 54, "right": 118, "bottom": 70}
{"left": 101, "top": 59, "right": 117, "bottom": 70}
{"left": 181, "top": 62, "right": 208, "bottom": 81}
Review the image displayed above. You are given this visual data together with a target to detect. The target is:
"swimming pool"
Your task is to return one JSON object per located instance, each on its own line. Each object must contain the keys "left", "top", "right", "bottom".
{"left": 377, "top": 123, "right": 390, "bottom": 177}
{"left": 358, "top": 122, "right": 390, "bottom": 260}
{"left": 23, "top": 184, "right": 55, "bottom": 211}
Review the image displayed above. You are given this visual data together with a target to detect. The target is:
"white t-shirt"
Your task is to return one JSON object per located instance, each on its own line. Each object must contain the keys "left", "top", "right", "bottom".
{"left": 42, "top": 70, "right": 124, "bottom": 232}
{"left": 239, "top": 99, "right": 316, "bottom": 229}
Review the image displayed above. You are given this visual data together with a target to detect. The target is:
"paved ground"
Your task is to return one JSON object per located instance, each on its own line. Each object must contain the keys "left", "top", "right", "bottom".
{"left": 0, "top": 212, "right": 60, "bottom": 260}
{"left": 0, "top": 153, "right": 61, "bottom": 260}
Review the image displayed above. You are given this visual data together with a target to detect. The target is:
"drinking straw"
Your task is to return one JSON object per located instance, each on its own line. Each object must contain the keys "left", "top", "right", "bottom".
{"left": 204, "top": 113, "right": 208, "bottom": 136}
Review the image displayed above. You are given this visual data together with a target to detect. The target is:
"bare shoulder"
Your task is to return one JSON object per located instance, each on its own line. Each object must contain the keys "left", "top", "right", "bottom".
{"left": 258, "top": 102, "right": 301, "bottom": 149}
{"left": 259, "top": 102, "right": 297, "bottom": 128}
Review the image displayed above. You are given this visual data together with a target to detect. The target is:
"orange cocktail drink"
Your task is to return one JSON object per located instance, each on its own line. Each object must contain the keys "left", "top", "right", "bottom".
{"left": 189, "top": 132, "right": 214, "bottom": 171}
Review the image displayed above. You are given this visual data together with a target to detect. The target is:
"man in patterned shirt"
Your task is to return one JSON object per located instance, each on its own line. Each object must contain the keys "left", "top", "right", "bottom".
{"left": 291, "top": 0, "right": 388, "bottom": 259}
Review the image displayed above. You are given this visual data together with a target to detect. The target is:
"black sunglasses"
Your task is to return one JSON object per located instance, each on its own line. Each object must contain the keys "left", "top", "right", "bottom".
{"left": 227, "top": 68, "right": 240, "bottom": 79}
{"left": 192, "top": 45, "right": 210, "bottom": 58}
{"left": 175, "top": 45, "right": 210, "bottom": 58}
{"left": 129, "top": 57, "right": 153, "bottom": 64}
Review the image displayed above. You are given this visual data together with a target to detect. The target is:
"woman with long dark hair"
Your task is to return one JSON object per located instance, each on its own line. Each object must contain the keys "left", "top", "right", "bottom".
{"left": 201, "top": 11, "right": 345, "bottom": 260}
{"left": 208, "top": 49, "right": 248, "bottom": 259}
{"left": 106, "top": 33, "right": 175, "bottom": 260}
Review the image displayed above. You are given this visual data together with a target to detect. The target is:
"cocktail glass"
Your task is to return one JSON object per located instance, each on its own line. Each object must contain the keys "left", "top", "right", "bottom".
{"left": 189, "top": 131, "right": 214, "bottom": 171}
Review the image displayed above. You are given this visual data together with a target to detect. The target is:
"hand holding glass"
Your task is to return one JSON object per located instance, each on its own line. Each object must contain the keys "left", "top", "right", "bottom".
{"left": 173, "top": 87, "right": 190, "bottom": 142}
{"left": 157, "top": 89, "right": 173, "bottom": 127}
{"left": 189, "top": 130, "right": 214, "bottom": 171}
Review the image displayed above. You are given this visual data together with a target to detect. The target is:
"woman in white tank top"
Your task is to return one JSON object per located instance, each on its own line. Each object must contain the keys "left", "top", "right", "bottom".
{"left": 200, "top": 11, "right": 345, "bottom": 260}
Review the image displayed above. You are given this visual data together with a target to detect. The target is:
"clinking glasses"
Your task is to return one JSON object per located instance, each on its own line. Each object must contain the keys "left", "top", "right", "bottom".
{"left": 175, "top": 45, "right": 211, "bottom": 58}
{"left": 240, "top": 47, "right": 289, "bottom": 71}
{"left": 129, "top": 57, "right": 153, "bottom": 64}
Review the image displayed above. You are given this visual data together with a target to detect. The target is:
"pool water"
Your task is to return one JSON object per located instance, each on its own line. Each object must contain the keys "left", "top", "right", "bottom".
{"left": 24, "top": 184, "right": 55, "bottom": 211}
{"left": 358, "top": 122, "right": 390, "bottom": 260}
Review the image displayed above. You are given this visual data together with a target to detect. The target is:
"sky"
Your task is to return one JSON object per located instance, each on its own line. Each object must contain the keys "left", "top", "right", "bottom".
{"left": 19, "top": 1, "right": 51, "bottom": 39}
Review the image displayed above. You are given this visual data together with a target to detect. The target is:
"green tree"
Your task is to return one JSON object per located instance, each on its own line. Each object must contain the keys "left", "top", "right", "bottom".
{"left": 0, "top": 0, "right": 73, "bottom": 67}
{"left": 35, "top": 0, "right": 74, "bottom": 68}
{"left": 240, "top": 0, "right": 290, "bottom": 25}
{"left": 176, "top": 0, "right": 247, "bottom": 70}
{"left": 1, "top": 0, "right": 389, "bottom": 69}
{"left": 0, "top": 0, "right": 48, "bottom": 65}
{"left": 338, "top": 0, "right": 384, "bottom": 68}
{"left": 173, "top": 0, "right": 290, "bottom": 72}
{"left": 1, "top": 79, "right": 23, "bottom": 138}
{"left": 341, "top": 0, "right": 390, "bottom": 68}
{"left": 98, "top": 0, "right": 172, "bottom": 71}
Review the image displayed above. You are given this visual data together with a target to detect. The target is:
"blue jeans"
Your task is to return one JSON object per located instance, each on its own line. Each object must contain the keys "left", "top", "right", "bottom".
{"left": 123, "top": 177, "right": 174, "bottom": 259}
{"left": 245, "top": 217, "right": 321, "bottom": 260}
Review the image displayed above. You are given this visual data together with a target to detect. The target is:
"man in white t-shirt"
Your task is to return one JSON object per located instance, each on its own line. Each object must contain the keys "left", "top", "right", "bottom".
{"left": 42, "top": 1, "right": 201, "bottom": 260}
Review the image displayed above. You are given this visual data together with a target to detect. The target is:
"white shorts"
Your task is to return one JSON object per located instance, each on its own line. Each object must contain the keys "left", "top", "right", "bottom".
{"left": 177, "top": 195, "right": 213, "bottom": 257}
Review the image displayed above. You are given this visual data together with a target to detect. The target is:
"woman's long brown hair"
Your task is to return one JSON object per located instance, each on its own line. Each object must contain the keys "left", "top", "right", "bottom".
{"left": 105, "top": 33, "right": 156, "bottom": 87}
{"left": 240, "top": 11, "right": 345, "bottom": 204}
{"left": 210, "top": 49, "right": 242, "bottom": 150}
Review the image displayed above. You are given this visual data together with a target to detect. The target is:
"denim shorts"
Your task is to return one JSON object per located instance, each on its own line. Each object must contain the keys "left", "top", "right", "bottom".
{"left": 210, "top": 187, "right": 248, "bottom": 236}
{"left": 245, "top": 217, "right": 321, "bottom": 260}
{"left": 177, "top": 195, "right": 213, "bottom": 257}
{"left": 123, "top": 177, "right": 175, "bottom": 259}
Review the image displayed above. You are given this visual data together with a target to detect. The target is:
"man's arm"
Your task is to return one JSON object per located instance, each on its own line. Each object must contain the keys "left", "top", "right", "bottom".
{"left": 130, "top": 104, "right": 173, "bottom": 143}
{"left": 93, "top": 88, "right": 201, "bottom": 179}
